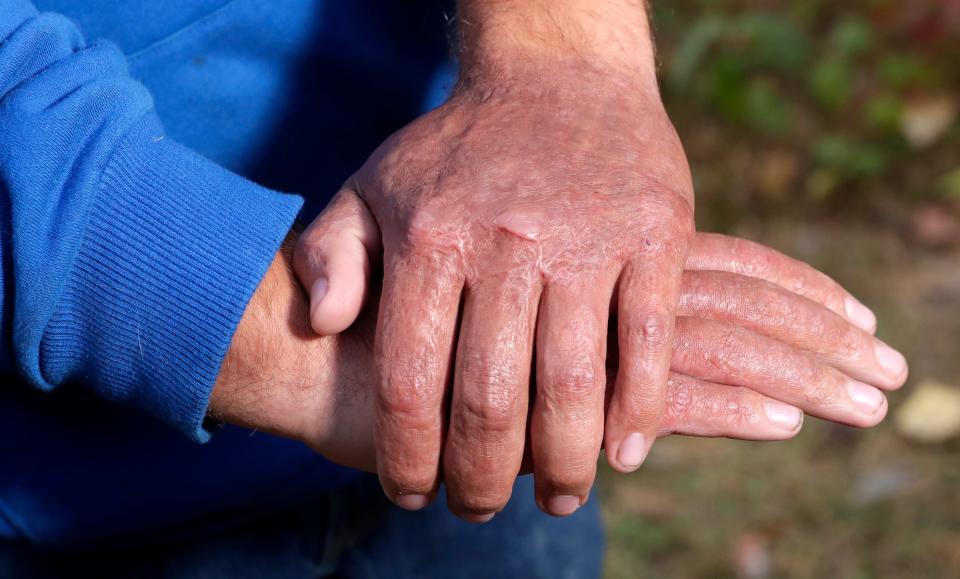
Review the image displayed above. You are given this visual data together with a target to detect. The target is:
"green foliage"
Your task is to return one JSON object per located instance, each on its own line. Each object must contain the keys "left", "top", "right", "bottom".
{"left": 829, "top": 15, "right": 874, "bottom": 58}
{"left": 655, "top": 0, "right": 960, "bottom": 216}
{"left": 863, "top": 92, "right": 902, "bottom": 131}
{"left": 809, "top": 57, "right": 853, "bottom": 110}
{"left": 940, "top": 167, "right": 960, "bottom": 199}
{"left": 730, "top": 12, "right": 812, "bottom": 72}
{"left": 743, "top": 78, "right": 792, "bottom": 135}
{"left": 812, "top": 135, "right": 887, "bottom": 177}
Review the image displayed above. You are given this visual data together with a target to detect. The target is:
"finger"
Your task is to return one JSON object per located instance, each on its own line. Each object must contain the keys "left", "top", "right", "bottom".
{"left": 531, "top": 275, "right": 614, "bottom": 517}
{"left": 679, "top": 270, "right": 908, "bottom": 389}
{"left": 294, "top": 187, "right": 381, "bottom": 335}
{"left": 658, "top": 373, "right": 803, "bottom": 440}
{"left": 605, "top": 246, "right": 687, "bottom": 474}
{"left": 686, "top": 233, "right": 877, "bottom": 334}
{"left": 542, "top": 372, "right": 805, "bottom": 475}
{"left": 375, "top": 250, "right": 462, "bottom": 510}
{"left": 444, "top": 262, "right": 540, "bottom": 523}
{"left": 672, "top": 317, "right": 888, "bottom": 428}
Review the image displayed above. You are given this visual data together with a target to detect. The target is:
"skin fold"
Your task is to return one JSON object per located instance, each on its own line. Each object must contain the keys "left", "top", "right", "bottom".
{"left": 213, "top": 232, "right": 908, "bottom": 522}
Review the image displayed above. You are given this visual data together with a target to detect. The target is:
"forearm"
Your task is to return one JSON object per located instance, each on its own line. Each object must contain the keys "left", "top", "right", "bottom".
{"left": 210, "top": 238, "right": 377, "bottom": 468}
{"left": 455, "top": 0, "right": 657, "bottom": 85}
{"left": 209, "top": 243, "right": 329, "bottom": 441}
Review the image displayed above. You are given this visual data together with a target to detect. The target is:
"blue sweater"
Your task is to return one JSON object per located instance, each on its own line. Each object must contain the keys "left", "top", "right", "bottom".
{"left": 0, "top": 0, "right": 454, "bottom": 546}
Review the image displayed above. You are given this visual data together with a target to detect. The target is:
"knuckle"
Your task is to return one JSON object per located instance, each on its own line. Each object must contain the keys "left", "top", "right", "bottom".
{"left": 797, "top": 368, "right": 842, "bottom": 406}
{"left": 403, "top": 205, "right": 462, "bottom": 256}
{"left": 836, "top": 327, "right": 866, "bottom": 363}
{"left": 705, "top": 326, "right": 744, "bottom": 374}
{"left": 639, "top": 176, "right": 695, "bottom": 217}
{"left": 626, "top": 312, "right": 673, "bottom": 352}
{"left": 380, "top": 366, "right": 442, "bottom": 418}
{"left": 621, "top": 195, "right": 694, "bottom": 262}
{"left": 460, "top": 391, "right": 523, "bottom": 433}
{"left": 664, "top": 192, "right": 696, "bottom": 234}
{"left": 542, "top": 362, "right": 602, "bottom": 403}
{"left": 653, "top": 188, "right": 696, "bottom": 233}
{"left": 663, "top": 374, "right": 695, "bottom": 423}
{"left": 406, "top": 211, "right": 442, "bottom": 247}
{"left": 713, "top": 388, "right": 761, "bottom": 427}
{"left": 639, "top": 314, "right": 671, "bottom": 348}
{"left": 459, "top": 358, "right": 524, "bottom": 432}
{"left": 666, "top": 378, "right": 761, "bottom": 430}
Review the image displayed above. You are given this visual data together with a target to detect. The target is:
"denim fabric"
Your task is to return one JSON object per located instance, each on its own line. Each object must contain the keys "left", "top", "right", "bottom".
{"left": 0, "top": 475, "right": 604, "bottom": 579}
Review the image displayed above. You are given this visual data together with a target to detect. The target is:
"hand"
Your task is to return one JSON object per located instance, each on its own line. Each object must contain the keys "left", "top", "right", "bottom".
{"left": 293, "top": 55, "right": 700, "bottom": 523}
{"left": 290, "top": 228, "right": 906, "bottom": 517}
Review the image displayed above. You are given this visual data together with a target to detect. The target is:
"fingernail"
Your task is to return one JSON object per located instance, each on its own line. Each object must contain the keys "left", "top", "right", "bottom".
{"left": 874, "top": 341, "right": 907, "bottom": 380}
{"left": 763, "top": 401, "right": 803, "bottom": 431}
{"left": 617, "top": 432, "right": 649, "bottom": 470}
{"left": 546, "top": 495, "right": 581, "bottom": 516}
{"left": 844, "top": 296, "right": 876, "bottom": 333}
{"left": 461, "top": 512, "right": 495, "bottom": 524}
{"left": 846, "top": 380, "right": 885, "bottom": 414}
{"left": 311, "top": 276, "right": 329, "bottom": 303}
{"left": 395, "top": 494, "right": 429, "bottom": 511}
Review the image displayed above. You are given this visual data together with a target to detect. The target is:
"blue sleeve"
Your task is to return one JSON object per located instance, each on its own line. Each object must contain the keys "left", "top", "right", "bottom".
{"left": 0, "top": 1, "right": 303, "bottom": 441}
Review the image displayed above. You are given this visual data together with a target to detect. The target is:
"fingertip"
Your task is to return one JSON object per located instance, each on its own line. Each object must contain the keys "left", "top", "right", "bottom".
{"left": 308, "top": 277, "right": 348, "bottom": 336}
{"left": 309, "top": 257, "right": 369, "bottom": 335}
{"left": 607, "top": 431, "right": 652, "bottom": 473}
{"left": 459, "top": 512, "right": 496, "bottom": 524}
{"left": 762, "top": 400, "right": 804, "bottom": 435}
{"left": 394, "top": 493, "right": 430, "bottom": 511}
{"left": 310, "top": 276, "right": 328, "bottom": 306}
{"left": 844, "top": 296, "right": 877, "bottom": 334}
{"left": 874, "top": 341, "right": 909, "bottom": 388}
{"left": 851, "top": 394, "right": 889, "bottom": 428}
{"left": 308, "top": 277, "right": 331, "bottom": 335}
{"left": 845, "top": 380, "right": 889, "bottom": 427}
{"left": 544, "top": 495, "right": 582, "bottom": 517}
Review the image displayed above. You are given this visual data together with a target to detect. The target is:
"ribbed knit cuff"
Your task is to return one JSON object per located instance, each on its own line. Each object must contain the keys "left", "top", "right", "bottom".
{"left": 39, "top": 116, "right": 303, "bottom": 442}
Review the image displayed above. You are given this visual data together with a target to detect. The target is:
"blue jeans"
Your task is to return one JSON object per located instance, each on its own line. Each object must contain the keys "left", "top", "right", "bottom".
{"left": 0, "top": 475, "right": 604, "bottom": 578}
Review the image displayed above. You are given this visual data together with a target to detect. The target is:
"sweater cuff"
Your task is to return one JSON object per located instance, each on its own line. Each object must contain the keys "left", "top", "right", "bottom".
{"left": 39, "top": 117, "right": 303, "bottom": 442}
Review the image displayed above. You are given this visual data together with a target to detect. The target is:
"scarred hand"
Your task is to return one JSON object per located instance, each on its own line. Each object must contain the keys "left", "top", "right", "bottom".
{"left": 294, "top": 59, "right": 700, "bottom": 520}
{"left": 293, "top": 216, "right": 906, "bottom": 520}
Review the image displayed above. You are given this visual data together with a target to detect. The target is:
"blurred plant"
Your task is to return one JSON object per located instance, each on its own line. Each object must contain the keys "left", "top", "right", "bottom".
{"left": 652, "top": 0, "right": 960, "bottom": 227}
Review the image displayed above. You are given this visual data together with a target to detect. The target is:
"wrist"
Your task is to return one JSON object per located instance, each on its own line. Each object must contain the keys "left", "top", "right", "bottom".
{"left": 209, "top": 236, "right": 379, "bottom": 471}
{"left": 209, "top": 243, "right": 338, "bottom": 446}
{"left": 456, "top": 0, "right": 658, "bottom": 93}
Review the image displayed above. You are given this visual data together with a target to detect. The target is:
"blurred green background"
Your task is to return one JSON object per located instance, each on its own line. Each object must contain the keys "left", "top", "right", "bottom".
{"left": 599, "top": 1, "right": 960, "bottom": 577}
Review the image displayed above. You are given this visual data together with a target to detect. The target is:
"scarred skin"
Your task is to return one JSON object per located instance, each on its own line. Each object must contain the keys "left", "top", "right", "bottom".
{"left": 362, "top": 80, "right": 693, "bottom": 517}
{"left": 285, "top": 1, "right": 908, "bottom": 522}
{"left": 214, "top": 233, "right": 908, "bottom": 521}
{"left": 294, "top": 1, "right": 696, "bottom": 521}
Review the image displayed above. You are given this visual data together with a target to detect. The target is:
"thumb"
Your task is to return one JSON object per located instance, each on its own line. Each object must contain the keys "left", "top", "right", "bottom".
{"left": 294, "top": 187, "right": 381, "bottom": 335}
